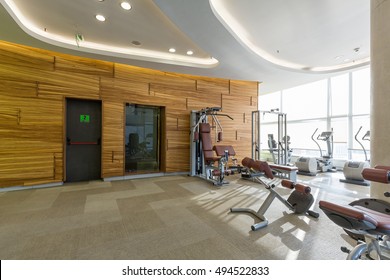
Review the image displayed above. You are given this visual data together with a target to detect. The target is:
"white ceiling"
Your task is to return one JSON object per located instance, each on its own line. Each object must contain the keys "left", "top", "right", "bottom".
{"left": 0, "top": 0, "right": 370, "bottom": 94}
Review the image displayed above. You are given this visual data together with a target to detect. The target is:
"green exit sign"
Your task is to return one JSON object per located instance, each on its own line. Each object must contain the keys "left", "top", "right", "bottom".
{"left": 80, "top": 115, "right": 90, "bottom": 123}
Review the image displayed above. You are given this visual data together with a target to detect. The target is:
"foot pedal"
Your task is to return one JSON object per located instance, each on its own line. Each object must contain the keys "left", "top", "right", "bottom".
{"left": 341, "top": 246, "right": 350, "bottom": 254}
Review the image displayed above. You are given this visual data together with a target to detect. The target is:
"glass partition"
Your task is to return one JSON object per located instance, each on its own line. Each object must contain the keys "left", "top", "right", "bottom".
{"left": 125, "top": 104, "right": 160, "bottom": 173}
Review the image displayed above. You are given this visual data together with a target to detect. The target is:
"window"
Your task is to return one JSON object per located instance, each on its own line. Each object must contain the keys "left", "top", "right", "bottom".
{"left": 330, "top": 117, "right": 348, "bottom": 159}
{"left": 330, "top": 73, "right": 349, "bottom": 117}
{"left": 258, "top": 66, "right": 370, "bottom": 161}
{"left": 259, "top": 91, "right": 281, "bottom": 113}
{"left": 287, "top": 121, "right": 327, "bottom": 157}
{"left": 282, "top": 80, "right": 328, "bottom": 120}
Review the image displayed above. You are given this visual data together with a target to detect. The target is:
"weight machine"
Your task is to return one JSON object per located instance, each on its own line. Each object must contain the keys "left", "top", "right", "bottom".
{"left": 252, "top": 109, "right": 288, "bottom": 165}
{"left": 251, "top": 109, "right": 297, "bottom": 181}
{"left": 190, "top": 107, "right": 239, "bottom": 186}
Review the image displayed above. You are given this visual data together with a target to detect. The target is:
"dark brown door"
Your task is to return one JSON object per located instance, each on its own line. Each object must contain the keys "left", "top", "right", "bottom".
{"left": 66, "top": 99, "right": 101, "bottom": 182}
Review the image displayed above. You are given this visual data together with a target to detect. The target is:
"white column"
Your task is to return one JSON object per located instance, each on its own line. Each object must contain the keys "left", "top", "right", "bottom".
{"left": 370, "top": 0, "right": 390, "bottom": 201}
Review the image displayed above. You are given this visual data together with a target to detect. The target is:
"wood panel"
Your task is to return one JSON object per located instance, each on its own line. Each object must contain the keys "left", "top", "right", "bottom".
{"left": 114, "top": 63, "right": 163, "bottom": 83}
{"left": 0, "top": 41, "right": 54, "bottom": 71}
{"left": 166, "top": 129, "right": 190, "bottom": 172}
{"left": 102, "top": 101, "right": 124, "bottom": 178}
{"left": 100, "top": 77, "right": 149, "bottom": 102}
{"left": 187, "top": 91, "right": 222, "bottom": 111}
{"left": 230, "top": 80, "right": 259, "bottom": 97}
{"left": 37, "top": 70, "right": 101, "bottom": 99}
{"left": 0, "top": 40, "right": 259, "bottom": 188}
{"left": 0, "top": 93, "right": 63, "bottom": 187}
{"left": 196, "top": 78, "right": 229, "bottom": 95}
{"left": 54, "top": 55, "right": 114, "bottom": 77}
{"left": 0, "top": 79, "right": 38, "bottom": 98}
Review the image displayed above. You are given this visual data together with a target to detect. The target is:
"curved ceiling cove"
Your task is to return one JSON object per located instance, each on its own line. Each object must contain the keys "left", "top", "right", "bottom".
{"left": 209, "top": 0, "right": 370, "bottom": 73}
{"left": 0, "top": 0, "right": 218, "bottom": 68}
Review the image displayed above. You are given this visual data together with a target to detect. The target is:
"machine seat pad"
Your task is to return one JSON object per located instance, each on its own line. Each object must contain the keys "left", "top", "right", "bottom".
{"left": 203, "top": 150, "right": 220, "bottom": 163}
{"left": 319, "top": 201, "right": 390, "bottom": 232}
{"left": 241, "top": 157, "right": 274, "bottom": 179}
{"left": 213, "top": 145, "right": 236, "bottom": 156}
{"left": 269, "top": 164, "right": 298, "bottom": 171}
{"left": 354, "top": 205, "right": 390, "bottom": 232}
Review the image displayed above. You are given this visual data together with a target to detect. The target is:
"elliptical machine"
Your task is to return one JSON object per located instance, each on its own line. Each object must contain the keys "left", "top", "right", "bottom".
{"left": 340, "top": 127, "right": 370, "bottom": 186}
{"left": 296, "top": 128, "right": 337, "bottom": 175}
{"left": 313, "top": 128, "right": 337, "bottom": 172}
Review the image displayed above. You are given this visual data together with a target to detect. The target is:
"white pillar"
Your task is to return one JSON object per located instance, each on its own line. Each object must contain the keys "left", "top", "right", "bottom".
{"left": 370, "top": 0, "right": 390, "bottom": 201}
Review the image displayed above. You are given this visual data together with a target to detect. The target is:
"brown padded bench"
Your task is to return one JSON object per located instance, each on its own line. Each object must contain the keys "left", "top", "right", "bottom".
{"left": 241, "top": 157, "right": 274, "bottom": 179}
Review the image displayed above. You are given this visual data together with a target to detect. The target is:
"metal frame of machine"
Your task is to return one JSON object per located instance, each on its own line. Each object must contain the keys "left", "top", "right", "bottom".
{"left": 251, "top": 109, "right": 298, "bottom": 182}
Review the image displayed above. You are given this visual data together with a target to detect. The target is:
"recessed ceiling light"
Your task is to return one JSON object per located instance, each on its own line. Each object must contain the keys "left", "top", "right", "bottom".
{"left": 186, "top": 50, "right": 194, "bottom": 55}
{"left": 95, "top": 14, "right": 106, "bottom": 22}
{"left": 121, "top": 1, "right": 131, "bottom": 10}
{"left": 169, "top": 48, "right": 176, "bottom": 53}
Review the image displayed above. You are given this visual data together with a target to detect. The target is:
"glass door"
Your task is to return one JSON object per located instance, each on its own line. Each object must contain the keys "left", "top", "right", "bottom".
{"left": 125, "top": 104, "right": 160, "bottom": 173}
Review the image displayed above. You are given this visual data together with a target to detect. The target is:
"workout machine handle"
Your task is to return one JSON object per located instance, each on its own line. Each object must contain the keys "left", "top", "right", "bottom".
{"left": 311, "top": 128, "right": 323, "bottom": 158}
{"left": 354, "top": 126, "right": 368, "bottom": 161}
{"left": 311, "top": 128, "right": 319, "bottom": 140}
{"left": 281, "top": 179, "right": 294, "bottom": 189}
{"left": 281, "top": 180, "right": 311, "bottom": 194}
{"left": 362, "top": 167, "right": 390, "bottom": 184}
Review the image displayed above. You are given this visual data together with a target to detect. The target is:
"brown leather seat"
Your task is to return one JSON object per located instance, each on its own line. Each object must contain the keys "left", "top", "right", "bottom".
{"left": 319, "top": 200, "right": 390, "bottom": 234}
{"left": 354, "top": 205, "right": 390, "bottom": 232}
{"left": 199, "top": 123, "right": 220, "bottom": 164}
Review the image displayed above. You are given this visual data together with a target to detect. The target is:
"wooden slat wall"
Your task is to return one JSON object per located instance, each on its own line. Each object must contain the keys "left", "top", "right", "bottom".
{"left": 0, "top": 40, "right": 258, "bottom": 188}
